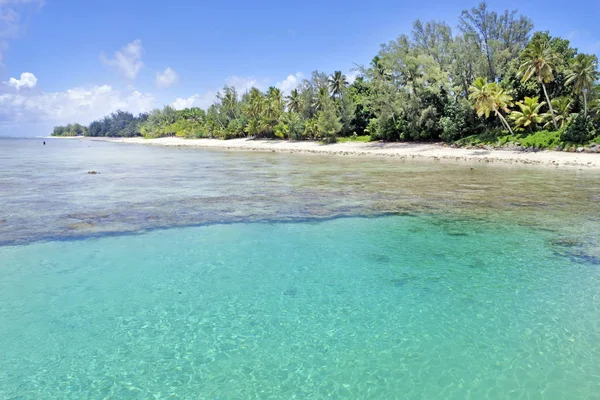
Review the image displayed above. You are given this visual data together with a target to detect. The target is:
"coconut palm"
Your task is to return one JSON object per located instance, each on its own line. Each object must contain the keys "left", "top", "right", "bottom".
{"left": 329, "top": 71, "right": 348, "bottom": 98}
{"left": 264, "top": 87, "right": 284, "bottom": 121}
{"left": 545, "top": 97, "right": 573, "bottom": 129}
{"left": 313, "top": 87, "right": 330, "bottom": 111}
{"left": 468, "top": 77, "right": 514, "bottom": 134}
{"left": 566, "top": 54, "right": 600, "bottom": 118}
{"left": 244, "top": 118, "right": 260, "bottom": 138}
{"left": 243, "top": 88, "right": 263, "bottom": 119}
{"left": 510, "top": 96, "right": 546, "bottom": 132}
{"left": 216, "top": 86, "right": 239, "bottom": 120}
{"left": 303, "top": 118, "right": 319, "bottom": 140}
{"left": 517, "top": 37, "right": 560, "bottom": 129}
{"left": 371, "top": 56, "right": 391, "bottom": 79}
{"left": 286, "top": 89, "right": 301, "bottom": 113}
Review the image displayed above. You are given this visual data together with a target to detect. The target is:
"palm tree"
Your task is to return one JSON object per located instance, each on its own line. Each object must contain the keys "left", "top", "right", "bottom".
{"left": 242, "top": 87, "right": 263, "bottom": 137}
{"left": 371, "top": 56, "right": 390, "bottom": 79}
{"left": 244, "top": 88, "right": 264, "bottom": 118}
{"left": 286, "top": 89, "right": 301, "bottom": 113}
{"left": 303, "top": 118, "right": 319, "bottom": 140}
{"left": 517, "top": 37, "right": 560, "bottom": 130}
{"left": 217, "top": 86, "right": 239, "bottom": 120}
{"left": 313, "top": 87, "right": 330, "bottom": 111}
{"left": 266, "top": 87, "right": 284, "bottom": 118}
{"left": 244, "top": 118, "right": 260, "bottom": 138}
{"left": 566, "top": 54, "right": 600, "bottom": 118}
{"left": 329, "top": 71, "right": 348, "bottom": 98}
{"left": 510, "top": 96, "right": 546, "bottom": 132}
{"left": 547, "top": 97, "right": 573, "bottom": 129}
{"left": 468, "top": 77, "right": 514, "bottom": 134}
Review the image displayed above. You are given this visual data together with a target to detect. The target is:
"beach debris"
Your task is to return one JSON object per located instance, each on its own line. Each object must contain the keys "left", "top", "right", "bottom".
{"left": 87, "top": 171, "right": 100, "bottom": 174}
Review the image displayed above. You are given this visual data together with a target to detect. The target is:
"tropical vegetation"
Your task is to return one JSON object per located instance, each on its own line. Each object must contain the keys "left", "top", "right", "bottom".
{"left": 52, "top": 2, "right": 600, "bottom": 148}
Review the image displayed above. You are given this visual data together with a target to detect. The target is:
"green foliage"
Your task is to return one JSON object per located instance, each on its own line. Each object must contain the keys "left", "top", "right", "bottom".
{"left": 457, "top": 129, "right": 563, "bottom": 149}
{"left": 51, "top": 123, "right": 87, "bottom": 136}
{"left": 510, "top": 96, "right": 546, "bottom": 131}
{"left": 561, "top": 113, "right": 596, "bottom": 144}
{"left": 317, "top": 106, "right": 342, "bottom": 143}
{"left": 336, "top": 135, "right": 372, "bottom": 143}
{"left": 454, "top": 127, "right": 507, "bottom": 146}
{"left": 50, "top": 2, "right": 599, "bottom": 150}
{"left": 459, "top": 2, "right": 533, "bottom": 81}
{"left": 517, "top": 130, "right": 562, "bottom": 148}
{"left": 329, "top": 71, "right": 349, "bottom": 98}
{"left": 566, "top": 53, "right": 600, "bottom": 116}
{"left": 469, "top": 77, "right": 514, "bottom": 133}
{"left": 440, "top": 98, "right": 479, "bottom": 142}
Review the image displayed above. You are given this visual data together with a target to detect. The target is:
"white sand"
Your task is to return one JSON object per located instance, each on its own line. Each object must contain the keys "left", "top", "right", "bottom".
{"left": 61, "top": 136, "right": 600, "bottom": 169}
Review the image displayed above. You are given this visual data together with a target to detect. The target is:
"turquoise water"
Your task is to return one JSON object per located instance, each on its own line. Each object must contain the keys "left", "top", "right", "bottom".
{"left": 1, "top": 138, "right": 600, "bottom": 398}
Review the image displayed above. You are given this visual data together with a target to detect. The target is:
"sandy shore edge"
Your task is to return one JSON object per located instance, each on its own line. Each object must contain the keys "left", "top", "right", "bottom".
{"left": 50, "top": 136, "right": 600, "bottom": 169}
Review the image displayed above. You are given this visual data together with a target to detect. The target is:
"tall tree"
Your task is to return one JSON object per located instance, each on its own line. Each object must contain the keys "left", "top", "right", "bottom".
{"left": 566, "top": 54, "right": 600, "bottom": 118}
{"left": 547, "top": 97, "right": 572, "bottom": 129}
{"left": 518, "top": 36, "right": 560, "bottom": 129}
{"left": 412, "top": 20, "right": 453, "bottom": 69}
{"left": 217, "top": 86, "right": 240, "bottom": 120}
{"left": 329, "top": 71, "right": 349, "bottom": 98}
{"left": 286, "top": 89, "right": 301, "bottom": 113}
{"left": 459, "top": 2, "right": 533, "bottom": 81}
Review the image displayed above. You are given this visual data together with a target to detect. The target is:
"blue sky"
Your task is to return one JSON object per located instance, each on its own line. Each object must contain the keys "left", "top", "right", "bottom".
{"left": 0, "top": 0, "right": 599, "bottom": 136}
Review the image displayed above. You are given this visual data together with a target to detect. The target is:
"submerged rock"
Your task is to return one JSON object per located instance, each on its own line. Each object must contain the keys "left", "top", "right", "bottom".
{"left": 87, "top": 171, "right": 100, "bottom": 175}
{"left": 550, "top": 238, "right": 582, "bottom": 248}
{"left": 283, "top": 287, "right": 297, "bottom": 296}
{"left": 369, "top": 254, "right": 392, "bottom": 264}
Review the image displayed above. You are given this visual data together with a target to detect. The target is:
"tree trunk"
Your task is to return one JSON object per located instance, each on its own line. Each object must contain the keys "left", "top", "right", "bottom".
{"left": 583, "top": 90, "right": 588, "bottom": 119}
{"left": 496, "top": 111, "right": 514, "bottom": 135}
{"left": 541, "top": 83, "right": 558, "bottom": 130}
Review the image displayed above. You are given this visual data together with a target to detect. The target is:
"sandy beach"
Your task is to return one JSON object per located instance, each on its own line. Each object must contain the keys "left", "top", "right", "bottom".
{"left": 57, "top": 136, "right": 600, "bottom": 169}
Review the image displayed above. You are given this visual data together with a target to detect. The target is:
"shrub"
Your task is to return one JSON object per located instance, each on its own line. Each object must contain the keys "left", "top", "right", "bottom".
{"left": 561, "top": 113, "right": 596, "bottom": 144}
{"left": 518, "top": 130, "right": 562, "bottom": 149}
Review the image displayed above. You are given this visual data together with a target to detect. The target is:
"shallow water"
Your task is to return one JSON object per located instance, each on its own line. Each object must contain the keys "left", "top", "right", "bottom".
{"left": 1, "top": 138, "right": 599, "bottom": 398}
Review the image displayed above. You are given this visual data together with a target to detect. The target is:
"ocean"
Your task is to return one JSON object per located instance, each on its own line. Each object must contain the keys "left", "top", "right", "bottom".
{"left": 1, "top": 137, "right": 599, "bottom": 399}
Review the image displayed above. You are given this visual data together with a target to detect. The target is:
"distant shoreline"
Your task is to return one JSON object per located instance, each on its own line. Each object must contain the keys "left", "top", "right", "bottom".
{"left": 49, "top": 136, "right": 600, "bottom": 169}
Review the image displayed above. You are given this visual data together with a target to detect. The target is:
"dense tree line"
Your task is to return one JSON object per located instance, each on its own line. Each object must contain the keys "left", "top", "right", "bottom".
{"left": 52, "top": 2, "right": 600, "bottom": 145}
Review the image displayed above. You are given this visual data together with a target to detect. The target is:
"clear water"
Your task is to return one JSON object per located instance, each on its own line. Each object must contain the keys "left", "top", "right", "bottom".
{"left": 1, "top": 138, "right": 599, "bottom": 398}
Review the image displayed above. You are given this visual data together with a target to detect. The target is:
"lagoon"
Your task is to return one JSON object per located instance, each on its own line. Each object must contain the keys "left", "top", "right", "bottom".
{"left": 1, "top": 137, "right": 599, "bottom": 398}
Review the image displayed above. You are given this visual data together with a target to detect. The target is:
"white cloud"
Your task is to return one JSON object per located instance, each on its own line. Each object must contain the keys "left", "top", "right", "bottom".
{"left": 0, "top": 8, "right": 19, "bottom": 37}
{"left": 5, "top": 71, "right": 36, "bottom": 89}
{"left": 346, "top": 70, "right": 360, "bottom": 85}
{"left": 170, "top": 74, "right": 272, "bottom": 110}
{"left": 0, "top": 0, "right": 43, "bottom": 64}
{"left": 101, "top": 39, "right": 143, "bottom": 80}
{"left": 170, "top": 72, "right": 305, "bottom": 111}
{"left": 0, "top": 84, "right": 154, "bottom": 125}
{"left": 276, "top": 72, "right": 303, "bottom": 94}
{"left": 155, "top": 67, "right": 178, "bottom": 88}
{"left": 225, "top": 75, "right": 268, "bottom": 94}
{"left": 171, "top": 91, "right": 217, "bottom": 110}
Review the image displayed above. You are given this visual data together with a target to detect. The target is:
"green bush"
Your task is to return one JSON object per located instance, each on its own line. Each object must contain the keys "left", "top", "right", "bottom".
{"left": 336, "top": 135, "right": 372, "bottom": 143}
{"left": 518, "top": 130, "right": 563, "bottom": 148}
{"left": 561, "top": 113, "right": 596, "bottom": 144}
{"left": 454, "top": 127, "right": 506, "bottom": 146}
{"left": 454, "top": 129, "right": 565, "bottom": 150}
